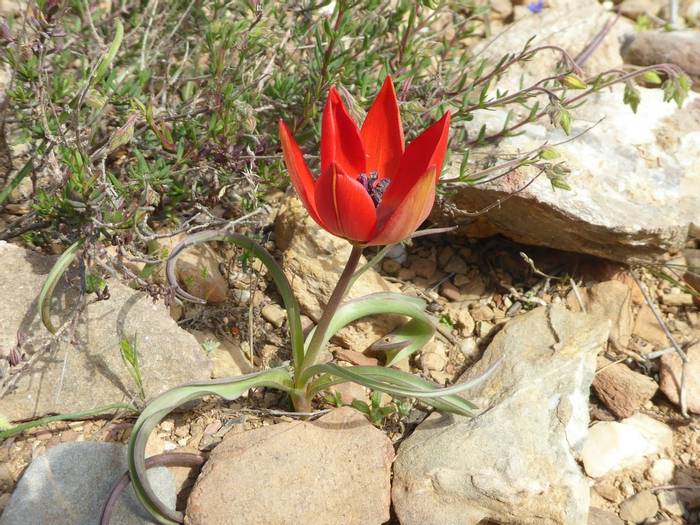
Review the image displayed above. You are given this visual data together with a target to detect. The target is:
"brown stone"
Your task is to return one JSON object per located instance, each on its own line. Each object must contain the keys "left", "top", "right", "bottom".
{"left": 592, "top": 357, "right": 658, "bottom": 418}
{"left": 633, "top": 305, "right": 668, "bottom": 347}
{"left": 185, "top": 408, "right": 393, "bottom": 525}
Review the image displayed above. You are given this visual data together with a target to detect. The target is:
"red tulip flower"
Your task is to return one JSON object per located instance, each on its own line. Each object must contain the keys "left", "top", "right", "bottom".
{"left": 279, "top": 77, "right": 450, "bottom": 246}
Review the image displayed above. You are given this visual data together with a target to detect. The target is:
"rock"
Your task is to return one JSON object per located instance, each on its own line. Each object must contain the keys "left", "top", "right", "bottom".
{"left": 469, "top": 304, "right": 495, "bottom": 322}
{"left": 659, "top": 341, "right": 700, "bottom": 413}
{"left": 592, "top": 356, "right": 658, "bottom": 418}
{"left": 155, "top": 233, "right": 228, "bottom": 304}
{"left": 621, "top": 30, "right": 700, "bottom": 88}
{"left": 473, "top": 0, "right": 629, "bottom": 91}
{"left": 588, "top": 507, "right": 624, "bottom": 525}
{"left": 633, "top": 304, "right": 668, "bottom": 347}
{"left": 328, "top": 381, "right": 369, "bottom": 405}
{"left": 618, "top": 0, "right": 664, "bottom": 19}
{"left": 445, "top": 302, "right": 475, "bottom": 336}
{"left": 439, "top": 281, "right": 461, "bottom": 301}
{"left": 661, "top": 292, "right": 694, "bottom": 306}
{"left": 261, "top": 303, "right": 286, "bottom": 328}
{"left": 586, "top": 281, "right": 633, "bottom": 348}
{"left": 334, "top": 347, "right": 379, "bottom": 366}
{"left": 0, "top": 442, "right": 175, "bottom": 525}
{"left": 444, "top": 255, "right": 468, "bottom": 275}
{"left": 419, "top": 352, "right": 447, "bottom": 372}
{"left": 648, "top": 458, "right": 675, "bottom": 484}
{"left": 436, "top": 88, "right": 700, "bottom": 262}
{"left": 618, "top": 491, "right": 659, "bottom": 523}
{"left": 594, "top": 480, "right": 623, "bottom": 503}
{"left": 581, "top": 413, "right": 674, "bottom": 478}
{"left": 185, "top": 407, "right": 393, "bottom": 525}
{"left": 657, "top": 490, "right": 685, "bottom": 516}
{"left": 392, "top": 305, "right": 609, "bottom": 525}
{"left": 410, "top": 257, "right": 437, "bottom": 280}
{"left": 684, "top": 248, "right": 700, "bottom": 293}
{"left": 274, "top": 197, "right": 401, "bottom": 352}
{"left": 381, "top": 258, "right": 401, "bottom": 275}
{"left": 0, "top": 242, "right": 212, "bottom": 422}
{"left": 190, "top": 330, "right": 253, "bottom": 378}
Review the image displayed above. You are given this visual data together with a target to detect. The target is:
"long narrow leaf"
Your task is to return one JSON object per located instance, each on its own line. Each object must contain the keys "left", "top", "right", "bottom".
{"left": 0, "top": 403, "right": 137, "bottom": 440}
{"left": 165, "top": 228, "right": 305, "bottom": 372}
{"left": 128, "top": 367, "right": 293, "bottom": 524}
{"left": 303, "top": 363, "right": 480, "bottom": 416}
{"left": 303, "top": 292, "right": 434, "bottom": 366}
{"left": 38, "top": 239, "right": 84, "bottom": 334}
{"left": 91, "top": 20, "right": 124, "bottom": 87}
{"left": 0, "top": 158, "right": 33, "bottom": 208}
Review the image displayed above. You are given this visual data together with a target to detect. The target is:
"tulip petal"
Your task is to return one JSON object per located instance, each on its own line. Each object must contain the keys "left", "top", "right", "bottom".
{"left": 321, "top": 87, "right": 366, "bottom": 179}
{"left": 361, "top": 76, "right": 405, "bottom": 181}
{"left": 368, "top": 167, "right": 436, "bottom": 246}
{"left": 279, "top": 120, "right": 324, "bottom": 227}
{"left": 377, "top": 112, "right": 450, "bottom": 221}
{"left": 315, "top": 163, "right": 377, "bottom": 243}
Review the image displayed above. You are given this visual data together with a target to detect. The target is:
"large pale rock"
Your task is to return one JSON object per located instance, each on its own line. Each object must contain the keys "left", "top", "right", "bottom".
{"left": 0, "top": 242, "right": 212, "bottom": 421}
{"left": 274, "top": 196, "right": 401, "bottom": 352}
{"left": 0, "top": 442, "right": 175, "bottom": 525}
{"left": 581, "top": 413, "right": 674, "bottom": 477}
{"left": 392, "top": 305, "right": 609, "bottom": 525}
{"left": 437, "top": 87, "right": 700, "bottom": 262}
{"left": 185, "top": 407, "right": 394, "bottom": 525}
{"left": 473, "top": 0, "right": 630, "bottom": 91}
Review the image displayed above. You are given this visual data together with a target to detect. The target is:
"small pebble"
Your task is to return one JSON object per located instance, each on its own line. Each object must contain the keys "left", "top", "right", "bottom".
{"left": 618, "top": 490, "right": 658, "bottom": 523}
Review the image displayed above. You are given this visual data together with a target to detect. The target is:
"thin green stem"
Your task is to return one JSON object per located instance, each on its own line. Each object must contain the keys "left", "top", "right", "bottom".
{"left": 295, "top": 244, "right": 363, "bottom": 390}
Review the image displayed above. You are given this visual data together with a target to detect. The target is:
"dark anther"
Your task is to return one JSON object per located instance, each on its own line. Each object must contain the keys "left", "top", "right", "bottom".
{"left": 358, "top": 171, "right": 390, "bottom": 207}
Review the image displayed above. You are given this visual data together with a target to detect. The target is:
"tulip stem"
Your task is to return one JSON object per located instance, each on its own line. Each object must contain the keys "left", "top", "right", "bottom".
{"left": 295, "top": 244, "right": 363, "bottom": 392}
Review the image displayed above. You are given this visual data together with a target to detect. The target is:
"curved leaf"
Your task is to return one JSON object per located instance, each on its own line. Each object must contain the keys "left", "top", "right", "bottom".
{"left": 304, "top": 362, "right": 500, "bottom": 416}
{"left": 303, "top": 292, "right": 434, "bottom": 366}
{"left": 128, "top": 367, "right": 294, "bottom": 524}
{"left": 165, "top": 229, "right": 305, "bottom": 370}
{"left": 39, "top": 239, "right": 84, "bottom": 334}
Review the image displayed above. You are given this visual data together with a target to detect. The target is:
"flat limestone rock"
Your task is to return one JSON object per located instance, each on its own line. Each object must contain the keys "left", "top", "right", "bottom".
{"left": 0, "top": 242, "right": 212, "bottom": 421}
{"left": 0, "top": 442, "right": 175, "bottom": 525}
{"left": 436, "top": 87, "right": 700, "bottom": 262}
{"left": 392, "top": 305, "right": 609, "bottom": 525}
{"left": 185, "top": 407, "right": 394, "bottom": 525}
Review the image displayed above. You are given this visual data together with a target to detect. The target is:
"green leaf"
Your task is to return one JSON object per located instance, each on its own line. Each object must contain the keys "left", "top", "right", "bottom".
{"left": 0, "top": 403, "right": 137, "bottom": 440}
{"left": 128, "top": 367, "right": 294, "bottom": 524}
{"left": 38, "top": 239, "right": 84, "bottom": 334}
{"left": 303, "top": 363, "right": 500, "bottom": 416}
{"left": 623, "top": 83, "right": 641, "bottom": 113}
{"left": 558, "top": 109, "right": 572, "bottom": 135}
{"left": 303, "top": 292, "right": 434, "bottom": 367}
{"left": 0, "top": 157, "right": 34, "bottom": 209}
{"left": 166, "top": 229, "right": 305, "bottom": 373}
{"left": 91, "top": 20, "right": 124, "bottom": 87}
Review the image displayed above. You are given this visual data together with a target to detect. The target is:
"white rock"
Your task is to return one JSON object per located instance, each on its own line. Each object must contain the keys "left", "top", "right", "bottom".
{"left": 438, "top": 86, "right": 700, "bottom": 262}
{"left": 648, "top": 458, "right": 675, "bottom": 484}
{"left": 581, "top": 414, "right": 674, "bottom": 478}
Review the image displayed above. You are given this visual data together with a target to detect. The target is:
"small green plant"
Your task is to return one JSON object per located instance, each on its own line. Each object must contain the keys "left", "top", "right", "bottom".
{"left": 351, "top": 391, "right": 412, "bottom": 427}
{"left": 119, "top": 336, "right": 146, "bottom": 403}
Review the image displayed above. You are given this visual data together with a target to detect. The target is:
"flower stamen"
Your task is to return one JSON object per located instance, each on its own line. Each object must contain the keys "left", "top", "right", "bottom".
{"left": 358, "top": 171, "right": 390, "bottom": 207}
